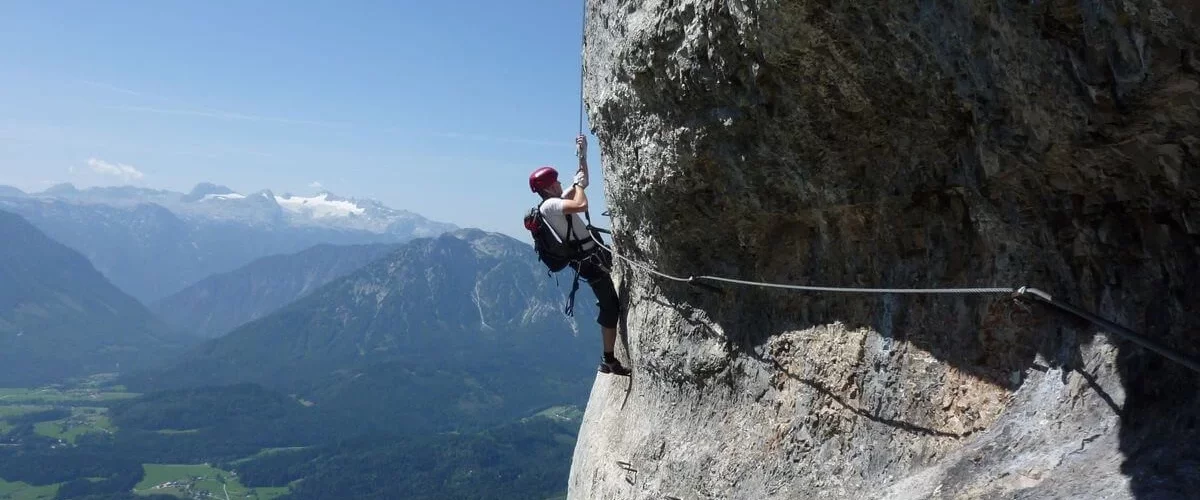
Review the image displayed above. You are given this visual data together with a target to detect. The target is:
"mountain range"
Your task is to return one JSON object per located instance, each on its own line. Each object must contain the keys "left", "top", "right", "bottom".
{"left": 129, "top": 228, "right": 598, "bottom": 434}
{"left": 0, "top": 183, "right": 458, "bottom": 302}
{"left": 1, "top": 204, "right": 595, "bottom": 431}
{"left": 21, "top": 182, "right": 453, "bottom": 236}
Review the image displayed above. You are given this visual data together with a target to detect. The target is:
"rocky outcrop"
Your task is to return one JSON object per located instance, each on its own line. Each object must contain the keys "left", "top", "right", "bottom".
{"left": 571, "top": 1, "right": 1199, "bottom": 498}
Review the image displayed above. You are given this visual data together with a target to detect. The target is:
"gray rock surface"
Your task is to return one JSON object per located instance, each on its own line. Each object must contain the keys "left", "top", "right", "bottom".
{"left": 570, "top": 1, "right": 1199, "bottom": 498}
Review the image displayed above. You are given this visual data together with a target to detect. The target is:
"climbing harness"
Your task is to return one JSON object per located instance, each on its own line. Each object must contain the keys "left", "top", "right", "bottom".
{"left": 584, "top": 230, "right": 1200, "bottom": 375}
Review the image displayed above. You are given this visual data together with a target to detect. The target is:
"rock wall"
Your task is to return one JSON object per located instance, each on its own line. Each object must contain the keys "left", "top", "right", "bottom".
{"left": 570, "top": 1, "right": 1199, "bottom": 498}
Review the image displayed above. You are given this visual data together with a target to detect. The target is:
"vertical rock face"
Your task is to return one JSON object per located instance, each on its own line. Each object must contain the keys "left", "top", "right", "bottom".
{"left": 572, "top": 1, "right": 1199, "bottom": 498}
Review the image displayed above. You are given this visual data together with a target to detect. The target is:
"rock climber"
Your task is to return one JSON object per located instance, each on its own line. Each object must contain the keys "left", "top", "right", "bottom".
{"left": 527, "top": 135, "right": 631, "bottom": 376}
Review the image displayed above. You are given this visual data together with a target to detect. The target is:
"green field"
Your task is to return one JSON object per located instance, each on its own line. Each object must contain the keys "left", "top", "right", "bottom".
{"left": 0, "top": 405, "right": 54, "bottom": 437}
{"left": 0, "top": 406, "right": 52, "bottom": 419}
{"left": 0, "top": 478, "right": 59, "bottom": 500}
{"left": 0, "top": 384, "right": 129, "bottom": 444}
{"left": 31, "top": 408, "right": 113, "bottom": 444}
{"left": 0, "top": 387, "right": 138, "bottom": 405}
{"left": 134, "top": 464, "right": 289, "bottom": 499}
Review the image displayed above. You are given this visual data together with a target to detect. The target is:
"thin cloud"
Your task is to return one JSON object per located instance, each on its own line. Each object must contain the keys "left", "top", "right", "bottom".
{"left": 78, "top": 80, "right": 564, "bottom": 148}
{"left": 173, "top": 145, "right": 276, "bottom": 160}
{"left": 2, "top": 129, "right": 267, "bottom": 161}
{"left": 433, "top": 132, "right": 566, "bottom": 148}
{"left": 309, "top": 181, "right": 324, "bottom": 189}
{"left": 102, "top": 102, "right": 561, "bottom": 145}
{"left": 104, "top": 105, "right": 349, "bottom": 128}
{"left": 86, "top": 158, "right": 144, "bottom": 181}
{"left": 78, "top": 80, "right": 143, "bottom": 96}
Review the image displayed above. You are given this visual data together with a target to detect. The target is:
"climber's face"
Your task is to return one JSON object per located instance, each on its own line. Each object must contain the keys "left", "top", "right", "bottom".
{"left": 547, "top": 181, "right": 564, "bottom": 197}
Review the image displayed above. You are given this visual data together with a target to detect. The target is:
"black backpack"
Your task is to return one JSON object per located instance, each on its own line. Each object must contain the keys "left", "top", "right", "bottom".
{"left": 524, "top": 202, "right": 585, "bottom": 273}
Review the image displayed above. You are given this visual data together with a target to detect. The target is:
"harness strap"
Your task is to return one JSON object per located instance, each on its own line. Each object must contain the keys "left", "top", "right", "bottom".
{"left": 565, "top": 263, "right": 582, "bottom": 317}
{"left": 564, "top": 249, "right": 611, "bottom": 316}
{"left": 538, "top": 199, "right": 585, "bottom": 252}
{"left": 566, "top": 211, "right": 576, "bottom": 246}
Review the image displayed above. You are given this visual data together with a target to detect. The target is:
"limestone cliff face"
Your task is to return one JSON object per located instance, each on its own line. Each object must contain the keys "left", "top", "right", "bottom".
{"left": 570, "top": 1, "right": 1199, "bottom": 498}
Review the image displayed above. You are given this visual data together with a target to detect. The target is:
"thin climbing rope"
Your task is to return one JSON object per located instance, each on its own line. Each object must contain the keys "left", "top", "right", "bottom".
{"left": 695, "top": 275, "right": 1014, "bottom": 295}
{"left": 588, "top": 233, "right": 692, "bottom": 283}
{"left": 585, "top": 230, "right": 1200, "bottom": 375}
{"left": 578, "top": 1, "right": 587, "bottom": 136}
{"left": 588, "top": 231, "right": 1013, "bottom": 294}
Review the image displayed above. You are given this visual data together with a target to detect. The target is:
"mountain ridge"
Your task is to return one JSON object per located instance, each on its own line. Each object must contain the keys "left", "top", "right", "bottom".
{"left": 151, "top": 242, "right": 402, "bottom": 338}
{"left": 0, "top": 209, "right": 195, "bottom": 386}
{"left": 128, "top": 229, "right": 599, "bottom": 433}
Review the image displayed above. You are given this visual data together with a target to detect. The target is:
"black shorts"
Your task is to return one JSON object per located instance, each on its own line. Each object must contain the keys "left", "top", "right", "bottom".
{"left": 572, "top": 250, "right": 619, "bottom": 329}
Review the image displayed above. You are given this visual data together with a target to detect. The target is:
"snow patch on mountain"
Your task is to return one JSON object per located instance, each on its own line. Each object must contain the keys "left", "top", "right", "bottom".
{"left": 8, "top": 182, "right": 456, "bottom": 239}
{"left": 275, "top": 193, "right": 366, "bottom": 218}
{"left": 201, "top": 193, "right": 247, "bottom": 201}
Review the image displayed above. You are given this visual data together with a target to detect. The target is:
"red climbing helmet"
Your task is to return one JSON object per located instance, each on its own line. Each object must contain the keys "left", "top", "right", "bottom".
{"left": 529, "top": 166, "right": 558, "bottom": 193}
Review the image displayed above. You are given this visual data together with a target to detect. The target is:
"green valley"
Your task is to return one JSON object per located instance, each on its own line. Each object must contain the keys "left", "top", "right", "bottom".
{"left": 1, "top": 375, "right": 586, "bottom": 500}
{"left": 133, "top": 464, "right": 288, "bottom": 499}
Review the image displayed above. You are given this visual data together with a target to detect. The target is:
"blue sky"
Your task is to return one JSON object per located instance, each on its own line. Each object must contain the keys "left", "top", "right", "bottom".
{"left": 0, "top": 1, "right": 606, "bottom": 240}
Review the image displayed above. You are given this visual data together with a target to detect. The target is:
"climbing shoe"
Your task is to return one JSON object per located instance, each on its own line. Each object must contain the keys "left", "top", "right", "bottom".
{"left": 599, "top": 358, "right": 632, "bottom": 376}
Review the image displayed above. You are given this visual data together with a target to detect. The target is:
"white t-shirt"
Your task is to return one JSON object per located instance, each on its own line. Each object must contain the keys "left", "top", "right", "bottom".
{"left": 539, "top": 198, "right": 597, "bottom": 251}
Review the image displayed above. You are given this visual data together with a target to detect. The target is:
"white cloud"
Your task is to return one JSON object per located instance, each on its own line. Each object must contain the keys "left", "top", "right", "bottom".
{"left": 86, "top": 158, "right": 144, "bottom": 181}
{"left": 309, "top": 181, "right": 324, "bottom": 189}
